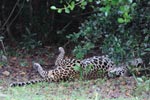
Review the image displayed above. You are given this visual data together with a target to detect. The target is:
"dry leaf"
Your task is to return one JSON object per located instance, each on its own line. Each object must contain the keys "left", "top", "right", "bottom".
{"left": 11, "top": 57, "right": 17, "bottom": 61}
{"left": 125, "top": 91, "right": 132, "bottom": 97}
{"left": 2, "top": 71, "right": 10, "bottom": 76}
{"left": 121, "top": 81, "right": 126, "bottom": 85}
{"left": 20, "top": 71, "right": 26, "bottom": 75}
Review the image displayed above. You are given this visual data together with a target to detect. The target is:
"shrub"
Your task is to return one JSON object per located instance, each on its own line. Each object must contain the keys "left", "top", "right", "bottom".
{"left": 67, "top": 0, "right": 150, "bottom": 66}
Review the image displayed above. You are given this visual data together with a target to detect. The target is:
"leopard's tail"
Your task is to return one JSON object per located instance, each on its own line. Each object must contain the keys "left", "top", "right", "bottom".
{"left": 10, "top": 78, "right": 50, "bottom": 87}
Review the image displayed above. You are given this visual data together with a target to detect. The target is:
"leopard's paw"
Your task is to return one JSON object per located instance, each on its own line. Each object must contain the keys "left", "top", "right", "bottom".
{"left": 33, "top": 62, "right": 41, "bottom": 71}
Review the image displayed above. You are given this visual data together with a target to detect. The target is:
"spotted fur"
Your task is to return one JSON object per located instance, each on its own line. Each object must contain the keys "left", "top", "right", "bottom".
{"left": 10, "top": 59, "right": 81, "bottom": 87}
{"left": 108, "top": 58, "right": 143, "bottom": 77}
{"left": 10, "top": 55, "right": 115, "bottom": 87}
{"left": 55, "top": 47, "right": 65, "bottom": 66}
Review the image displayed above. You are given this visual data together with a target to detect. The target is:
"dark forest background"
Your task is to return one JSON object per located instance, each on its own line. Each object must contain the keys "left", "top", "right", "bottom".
{"left": 0, "top": 0, "right": 149, "bottom": 66}
{"left": 0, "top": 0, "right": 89, "bottom": 46}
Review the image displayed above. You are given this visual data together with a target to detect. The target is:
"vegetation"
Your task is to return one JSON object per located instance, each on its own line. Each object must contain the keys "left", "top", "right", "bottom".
{"left": 0, "top": 0, "right": 150, "bottom": 100}
{"left": 0, "top": 1, "right": 149, "bottom": 62}
{"left": 0, "top": 78, "right": 149, "bottom": 100}
{"left": 66, "top": 0, "right": 150, "bottom": 63}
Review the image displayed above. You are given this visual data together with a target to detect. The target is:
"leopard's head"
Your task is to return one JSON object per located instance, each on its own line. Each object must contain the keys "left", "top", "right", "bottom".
{"left": 108, "top": 63, "right": 128, "bottom": 78}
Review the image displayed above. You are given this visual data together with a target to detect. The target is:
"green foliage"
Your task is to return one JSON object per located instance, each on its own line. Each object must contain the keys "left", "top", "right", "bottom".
{"left": 84, "top": 64, "right": 93, "bottom": 74}
{"left": 0, "top": 51, "right": 6, "bottom": 66}
{"left": 67, "top": 0, "right": 150, "bottom": 64}
{"left": 19, "top": 59, "right": 28, "bottom": 67}
{"left": 73, "top": 63, "right": 84, "bottom": 79}
{"left": 133, "top": 76, "right": 150, "bottom": 97}
{"left": 72, "top": 42, "right": 94, "bottom": 59}
{"left": 19, "top": 27, "right": 42, "bottom": 51}
{"left": 50, "top": 0, "right": 93, "bottom": 13}
{"left": 0, "top": 38, "right": 8, "bottom": 66}
{"left": 50, "top": 0, "right": 136, "bottom": 25}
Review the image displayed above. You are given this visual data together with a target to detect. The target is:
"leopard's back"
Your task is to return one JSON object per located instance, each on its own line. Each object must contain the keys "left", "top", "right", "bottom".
{"left": 80, "top": 55, "right": 115, "bottom": 79}
{"left": 55, "top": 47, "right": 116, "bottom": 79}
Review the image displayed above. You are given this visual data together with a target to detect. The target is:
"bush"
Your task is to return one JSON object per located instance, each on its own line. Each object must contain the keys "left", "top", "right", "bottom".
{"left": 19, "top": 27, "right": 42, "bottom": 51}
{"left": 67, "top": 0, "right": 150, "bottom": 65}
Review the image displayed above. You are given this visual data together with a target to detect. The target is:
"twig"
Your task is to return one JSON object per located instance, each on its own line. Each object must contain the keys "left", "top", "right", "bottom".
{"left": 0, "top": 40, "right": 7, "bottom": 55}
{"left": 62, "top": 21, "right": 73, "bottom": 31}
{"left": 8, "top": 0, "right": 25, "bottom": 27}
{"left": 57, "top": 21, "right": 73, "bottom": 34}
{"left": 132, "top": 73, "right": 139, "bottom": 84}
{"left": 0, "top": 0, "right": 20, "bottom": 31}
{"left": 63, "top": 40, "right": 71, "bottom": 48}
{"left": 1, "top": 0, "right": 25, "bottom": 35}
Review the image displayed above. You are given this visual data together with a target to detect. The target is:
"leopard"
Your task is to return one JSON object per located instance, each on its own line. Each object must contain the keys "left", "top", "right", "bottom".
{"left": 10, "top": 52, "right": 115, "bottom": 87}
{"left": 37, "top": 47, "right": 115, "bottom": 79}
{"left": 54, "top": 47, "right": 144, "bottom": 78}
{"left": 10, "top": 47, "right": 143, "bottom": 87}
